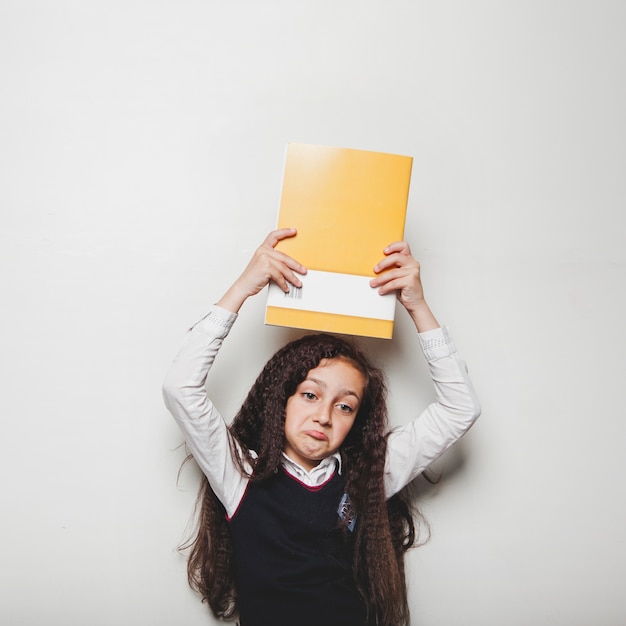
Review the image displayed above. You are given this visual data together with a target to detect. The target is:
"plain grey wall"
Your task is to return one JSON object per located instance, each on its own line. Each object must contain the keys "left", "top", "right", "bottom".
{"left": 1, "top": 1, "right": 625, "bottom": 624}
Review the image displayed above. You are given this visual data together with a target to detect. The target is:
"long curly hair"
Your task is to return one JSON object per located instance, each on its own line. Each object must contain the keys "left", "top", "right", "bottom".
{"left": 181, "top": 333, "right": 419, "bottom": 625}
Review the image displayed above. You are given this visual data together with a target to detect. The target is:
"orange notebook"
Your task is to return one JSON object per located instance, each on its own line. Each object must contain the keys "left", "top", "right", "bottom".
{"left": 265, "top": 143, "right": 412, "bottom": 339}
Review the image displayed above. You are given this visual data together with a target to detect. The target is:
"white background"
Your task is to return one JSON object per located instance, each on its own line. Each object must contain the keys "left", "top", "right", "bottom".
{"left": 1, "top": 1, "right": 625, "bottom": 624}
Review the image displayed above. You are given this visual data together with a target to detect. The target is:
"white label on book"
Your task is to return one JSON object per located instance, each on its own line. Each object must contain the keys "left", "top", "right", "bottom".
{"left": 267, "top": 270, "right": 396, "bottom": 320}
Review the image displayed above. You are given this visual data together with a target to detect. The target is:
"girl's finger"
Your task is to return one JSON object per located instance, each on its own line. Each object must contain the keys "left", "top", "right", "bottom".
{"left": 260, "top": 229, "right": 307, "bottom": 274}
{"left": 383, "top": 241, "right": 411, "bottom": 256}
{"left": 374, "top": 251, "right": 417, "bottom": 274}
{"left": 375, "top": 276, "right": 405, "bottom": 295}
{"left": 270, "top": 249, "right": 307, "bottom": 274}
{"left": 370, "top": 267, "right": 407, "bottom": 289}
{"left": 270, "top": 262, "right": 304, "bottom": 292}
{"left": 263, "top": 228, "right": 298, "bottom": 248}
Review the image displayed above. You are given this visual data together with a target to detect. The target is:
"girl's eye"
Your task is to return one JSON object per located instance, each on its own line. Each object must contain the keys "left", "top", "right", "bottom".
{"left": 337, "top": 403, "right": 354, "bottom": 413}
{"left": 302, "top": 392, "right": 317, "bottom": 400}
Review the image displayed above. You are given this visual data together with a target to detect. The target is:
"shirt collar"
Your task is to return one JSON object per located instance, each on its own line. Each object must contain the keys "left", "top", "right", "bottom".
{"left": 280, "top": 451, "right": 343, "bottom": 483}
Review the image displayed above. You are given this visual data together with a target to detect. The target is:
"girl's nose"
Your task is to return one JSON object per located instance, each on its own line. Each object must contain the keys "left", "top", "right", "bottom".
{"left": 315, "top": 405, "right": 332, "bottom": 425}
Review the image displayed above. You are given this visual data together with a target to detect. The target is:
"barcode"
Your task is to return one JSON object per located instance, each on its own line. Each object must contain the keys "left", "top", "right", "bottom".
{"left": 285, "top": 284, "right": 303, "bottom": 299}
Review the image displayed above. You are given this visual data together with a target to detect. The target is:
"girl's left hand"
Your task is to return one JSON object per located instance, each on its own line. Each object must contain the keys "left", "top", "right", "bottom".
{"left": 370, "top": 241, "right": 440, "bottom": 332}
{"left": 370, "top": 242, "right": 424, "bottom": 311}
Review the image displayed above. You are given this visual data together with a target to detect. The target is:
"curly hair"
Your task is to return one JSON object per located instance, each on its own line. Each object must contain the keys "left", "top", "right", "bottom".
{"left": 181, "top": 333, "right": 419, "bottom": 625}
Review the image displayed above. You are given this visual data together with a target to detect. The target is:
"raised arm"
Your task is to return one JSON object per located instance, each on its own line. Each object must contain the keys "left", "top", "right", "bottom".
{"left": 163, "top": 229, "right": 307, "bottom": 515}
{"left": 370, "top": 242, "right": 481, "bottom": 496}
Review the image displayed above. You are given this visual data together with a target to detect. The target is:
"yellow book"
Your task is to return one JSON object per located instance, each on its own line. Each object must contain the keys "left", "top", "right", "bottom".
{"left": 265, "top": 143, "right": 412, "bottom": 339}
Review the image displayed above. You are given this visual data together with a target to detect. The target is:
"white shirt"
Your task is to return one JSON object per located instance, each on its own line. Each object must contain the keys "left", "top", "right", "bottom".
{"left": 163, "top": 305, "right": 480, "bottom": 518}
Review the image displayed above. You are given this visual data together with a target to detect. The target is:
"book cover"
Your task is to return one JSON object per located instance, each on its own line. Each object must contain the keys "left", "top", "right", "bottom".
{"left": 265, "top": 143, "right": 412, "bottom": 339}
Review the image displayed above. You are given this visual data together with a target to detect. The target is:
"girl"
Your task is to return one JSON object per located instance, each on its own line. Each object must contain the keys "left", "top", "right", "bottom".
{"left": 163, "top": 228, "right": 480, "bottom": 626}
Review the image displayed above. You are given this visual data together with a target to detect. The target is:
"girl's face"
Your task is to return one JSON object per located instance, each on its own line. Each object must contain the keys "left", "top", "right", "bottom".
{"left": 283, "top": 357, "right": 366, "bottom": 471}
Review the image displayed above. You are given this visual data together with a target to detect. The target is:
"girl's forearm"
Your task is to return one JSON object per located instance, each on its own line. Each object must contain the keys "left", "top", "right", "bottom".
{"left": 406, "top": 299, "right": 440, "bottom": 334}
{"left": 216, "top": 280, "right": 250, "bottom": 314}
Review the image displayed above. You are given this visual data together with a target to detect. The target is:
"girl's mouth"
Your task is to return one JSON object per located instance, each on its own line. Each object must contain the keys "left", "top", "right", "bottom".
{"left": 304, "top": 430, "right": 328, "bottom": 441}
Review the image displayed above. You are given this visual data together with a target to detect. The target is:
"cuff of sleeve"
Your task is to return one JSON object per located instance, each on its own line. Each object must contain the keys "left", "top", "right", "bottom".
{"left": 191, "top": 305, "right": 238, "bottom": 337}
{"left": 418, "top": 325, "right": 456, "bottom": 361}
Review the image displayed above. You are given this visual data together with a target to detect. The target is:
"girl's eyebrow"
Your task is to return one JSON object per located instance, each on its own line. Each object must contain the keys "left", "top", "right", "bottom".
{"left": 305, "top": 376, "right": 325, "bottom": 387}
{"left": 304, "top": 377, "right": 361, "bottom": 400}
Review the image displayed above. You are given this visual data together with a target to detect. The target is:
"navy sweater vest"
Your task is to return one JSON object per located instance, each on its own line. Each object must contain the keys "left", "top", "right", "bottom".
{"left": 227, "top": 468, "right": 371, "bottom": 626}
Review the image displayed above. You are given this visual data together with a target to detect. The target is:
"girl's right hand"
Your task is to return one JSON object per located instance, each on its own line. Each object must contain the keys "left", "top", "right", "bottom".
{"left": 217, "top": 228, "right": 307, "bottom": 313}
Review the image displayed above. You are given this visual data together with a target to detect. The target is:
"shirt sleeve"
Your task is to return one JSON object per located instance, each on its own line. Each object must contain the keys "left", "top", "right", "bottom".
{"left": 384, "top": 326, "right": 481, "bottom": 498}
{"left": 162, "top": 305, "right": 249, "bottom": 517}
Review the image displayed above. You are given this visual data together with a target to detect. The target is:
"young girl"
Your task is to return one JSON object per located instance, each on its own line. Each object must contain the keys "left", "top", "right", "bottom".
{"left": 163, "top": 228, "right": 480, "bottom": 626}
